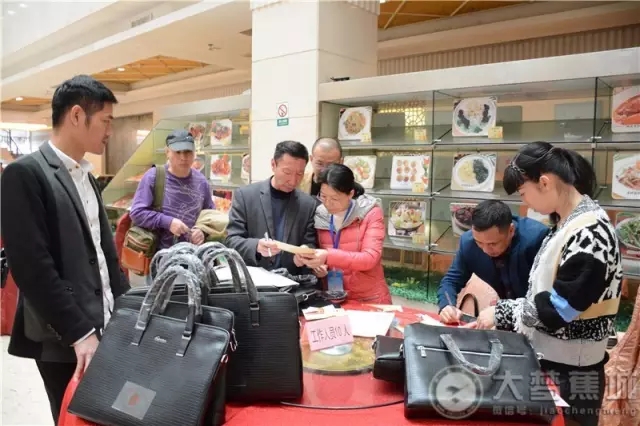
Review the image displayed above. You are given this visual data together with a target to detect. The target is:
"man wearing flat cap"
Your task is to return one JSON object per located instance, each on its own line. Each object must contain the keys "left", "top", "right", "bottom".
{"left": 130, "top": 129, "right": 214, "bottom": 249}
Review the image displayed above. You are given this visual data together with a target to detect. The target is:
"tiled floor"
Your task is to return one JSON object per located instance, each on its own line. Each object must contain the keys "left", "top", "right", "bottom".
{"left": 2, "top": 337, "right": 54, "bottom": 426}
{"left": 1, "top": 296, "right": 436, "bottom": 425}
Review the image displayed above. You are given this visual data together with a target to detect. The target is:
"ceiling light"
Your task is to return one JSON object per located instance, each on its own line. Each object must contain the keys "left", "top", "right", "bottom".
{"left": 15, "top": 97, "right": 24, "bottom": 101}
{"left": 19, "top": 3, "right": 27, "bottom": 7}
{"left": 117, "top": 67, "right": 125, "bottom": 72}
{"left": 7, "top": 10, "right": 16, "bottom": 15}
{"left": 380, "top": 0, "right": 386, "bottom": 3}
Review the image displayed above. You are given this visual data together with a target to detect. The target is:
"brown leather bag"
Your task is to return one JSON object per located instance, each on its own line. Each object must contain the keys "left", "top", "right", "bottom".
{"left": 456, "top": 274, "right": 500, "bottom": 316}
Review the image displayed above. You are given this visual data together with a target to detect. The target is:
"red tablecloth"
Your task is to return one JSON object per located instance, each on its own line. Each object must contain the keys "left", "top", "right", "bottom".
{"left": 224, "top": 302, "right": 565, "bottom": 426}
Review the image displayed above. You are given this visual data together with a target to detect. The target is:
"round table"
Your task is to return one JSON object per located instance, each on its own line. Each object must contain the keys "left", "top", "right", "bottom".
{"left": 225, "top": 301, "right": 565, "bottom": 426}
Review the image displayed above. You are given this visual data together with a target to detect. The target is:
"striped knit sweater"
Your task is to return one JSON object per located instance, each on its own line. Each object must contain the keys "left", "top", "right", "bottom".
{"left": 495, "top": 196, "right": 623, "bottom": 367}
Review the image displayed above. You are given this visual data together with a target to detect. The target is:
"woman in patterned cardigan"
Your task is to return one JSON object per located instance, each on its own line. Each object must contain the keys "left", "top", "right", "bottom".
{"left": 471, "top": 141, "right": 623, "bottom": 426}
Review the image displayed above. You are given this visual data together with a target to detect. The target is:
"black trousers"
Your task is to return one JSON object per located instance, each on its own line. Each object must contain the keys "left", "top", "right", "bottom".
{"left": 542, "top": 361, "right": 606, "bottom": 426}
{"left": 35, "top": 360, "right": 76, "bottom": 423}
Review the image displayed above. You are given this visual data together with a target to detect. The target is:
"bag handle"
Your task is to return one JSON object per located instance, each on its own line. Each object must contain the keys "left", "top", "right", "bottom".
{"left": 132, "top": 265, "right": 202, "bottom": 356}
{"left": 440, "top": 334, "right": 503, "bottom": 376}
{"left": 458, "top": 293, "right": 480, "bottom": 317}
{"left": 203, "top": 248, "right": 261, "bottom": 326}
{"left": 201, "top": 248, "right": 244, "bottom": 294}
{"left": 149, "top": 243, "right": 197, "bottom": 280}
{"left": 156, "top": 253, "right": 209, "bottom": 309}
{"left": 196, "top": 242, "right": 229, "bottom": 292}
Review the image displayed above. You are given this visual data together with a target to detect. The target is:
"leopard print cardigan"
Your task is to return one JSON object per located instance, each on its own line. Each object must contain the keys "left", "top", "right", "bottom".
{"left": 494, "top": 196, "right": 623, "bottom": 366}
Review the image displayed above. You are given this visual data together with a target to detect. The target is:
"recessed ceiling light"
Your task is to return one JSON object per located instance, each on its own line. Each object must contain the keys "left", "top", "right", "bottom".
{"left": 15, "top": 97, "right": 24, "bottom": 101}
{"left": 19, "top": 3, "right": 27, "bottom": 8}
{"left": 7, "top": 10, "right": 16, "bottom": 15}
{"left": 117, "top": 67, "right": 125, "bottom": 72}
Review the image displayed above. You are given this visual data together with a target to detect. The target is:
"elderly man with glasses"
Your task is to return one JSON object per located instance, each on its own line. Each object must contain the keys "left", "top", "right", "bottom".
{"left": 298, "top": 137, "right": 343, "bottom": 197}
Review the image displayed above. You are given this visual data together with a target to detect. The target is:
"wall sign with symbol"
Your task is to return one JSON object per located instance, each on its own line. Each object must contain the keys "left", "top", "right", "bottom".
{"left": 277, "top": 102, "right": 289, "bottom": 127}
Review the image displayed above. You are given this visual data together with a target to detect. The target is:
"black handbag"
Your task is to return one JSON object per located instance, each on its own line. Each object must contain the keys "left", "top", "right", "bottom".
{"left": 403, "top": 323, "right": 556, "bottom": 424}
{"left": 200, "top": 248, "right": 303, "bottom": 402}
{"left": 115, "top": 255, "right": 237, "bottom": 426}
{"left": 69, "top": 265, "right": 231, "bottom": 426}
{"left": 372, "top": 335, "right": 404, "bottom": 384}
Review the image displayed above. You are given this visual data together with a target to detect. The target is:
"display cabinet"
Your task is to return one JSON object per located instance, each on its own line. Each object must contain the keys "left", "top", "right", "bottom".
{"left": 103, "top": 93, "right": 251, "bottom": 222}
{"left": 318, "top": 48, "right": 640, "bottom": 324}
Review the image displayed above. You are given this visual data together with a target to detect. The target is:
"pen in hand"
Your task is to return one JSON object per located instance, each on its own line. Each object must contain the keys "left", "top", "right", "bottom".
{"left": 264, "top": 232, "right": 272, "bottom": 257}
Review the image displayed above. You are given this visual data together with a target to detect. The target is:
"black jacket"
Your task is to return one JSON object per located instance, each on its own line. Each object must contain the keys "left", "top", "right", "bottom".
{"left": 1, "top": 143, "right": 129, "bottom": 362}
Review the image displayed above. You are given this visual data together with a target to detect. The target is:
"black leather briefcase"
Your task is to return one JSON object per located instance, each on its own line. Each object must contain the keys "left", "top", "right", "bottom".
{"left": 372, "top": 335, "right": 405, "bottom": 384}
{"left": 403, "top": 323, "right": 556, "bottom": 424}
{"left": 200, "top": 249, "right": 302, "bottom": 402}
{"left": 70, "top": 266, "right": 231, "bottom": 426}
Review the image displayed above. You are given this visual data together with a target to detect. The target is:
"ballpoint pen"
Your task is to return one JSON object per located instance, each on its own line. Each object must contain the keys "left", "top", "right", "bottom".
{"left": 264, "top": 231, "right": 272, "bottom": 257}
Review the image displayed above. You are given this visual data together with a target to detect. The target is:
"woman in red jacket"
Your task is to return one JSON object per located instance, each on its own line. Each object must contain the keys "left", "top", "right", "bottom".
{"left": 300, "top": 164, "right": 391, "bottom": 304}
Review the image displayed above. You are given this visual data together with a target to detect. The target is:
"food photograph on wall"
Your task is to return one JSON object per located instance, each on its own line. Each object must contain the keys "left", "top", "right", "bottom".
{"left": 344, "top": 155, "right": 376, "bottom": 189}
{"left": 210, "top": 119, "right": 233, "bottom": 146}
{"left": 612, "top": 152, "right": 640, "bottom": 199}
{"left": 390, "top": 155, "right": 430, "bottom": 190}
{"left": 452, "top": 96, "right": 497, "bottom": 137}
{"left": 612, "top": 85, "right": 640, "bottom": 133}
{"left": 388, "top": 201, "right": 427, "bottom": 238}
{"left": 451, "top": 152, "right": 496, "bottom": 192}
{"left": 338, "top": 106, "right": 373, "bottom": 141}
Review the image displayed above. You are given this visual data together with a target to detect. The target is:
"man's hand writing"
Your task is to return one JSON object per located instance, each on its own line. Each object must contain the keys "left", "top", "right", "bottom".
{"left": 439, "top": 305, "right": 463, "bottom": 324}
{"left": 257, "top": 239, "right": 280, "bottom": 257}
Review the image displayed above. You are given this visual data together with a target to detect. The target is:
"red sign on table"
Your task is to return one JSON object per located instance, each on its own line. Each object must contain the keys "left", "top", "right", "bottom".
{"left": 306, "top": 315, "right": 354, "bottom": 351}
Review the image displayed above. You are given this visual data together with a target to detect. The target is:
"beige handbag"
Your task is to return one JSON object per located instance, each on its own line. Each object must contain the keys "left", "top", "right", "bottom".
{"left": 599, "top": 290, "right": 640, "bottom": 426}
{"left": 194, "top": 209, "right": 229, "bottom": 240}
{"left": 456, "top": 274, "right": 500, "bottom": 316}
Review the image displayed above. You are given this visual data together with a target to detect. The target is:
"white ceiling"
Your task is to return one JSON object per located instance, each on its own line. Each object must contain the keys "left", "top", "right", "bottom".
{"left": 2, "top": 0, "right": 639, "bottom": 126}
{"left": 1, "top": 1, "right": 252, "bottom": 105}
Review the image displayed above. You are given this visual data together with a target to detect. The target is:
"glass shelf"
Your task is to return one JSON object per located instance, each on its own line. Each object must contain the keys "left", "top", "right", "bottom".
{"left": 596, "top": 121, "right": 640, "bottom": 146}
{"left": 435, "top": 120, "right": 596, "bottom": 146}
{"left": 432, "top": 181, "right": 521, "bottom": 205}
{"left": 429, "top": 222, "right": 458, "bottom": 255}
{"left": 384, "top": 237, "right": 430, "bottom": 252}
{"left": 595, "top": 188, "right": 640, "bottom": 212}
{"left": 366, "top": 179, "right": 432, "bottom": 199}
{"left": 209, "top": 180, "right": 245, "bottom": 190}
{"left": 340, "top": 126, "right": 432, "bottom": 151}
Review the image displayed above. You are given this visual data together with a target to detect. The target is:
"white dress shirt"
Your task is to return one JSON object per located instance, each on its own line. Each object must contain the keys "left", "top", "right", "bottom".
{"left": 49, "top": 142, "right": 114, "bottom": 340}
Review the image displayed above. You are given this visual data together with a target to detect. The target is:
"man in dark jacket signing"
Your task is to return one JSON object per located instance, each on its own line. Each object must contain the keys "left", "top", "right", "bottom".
{"left": 438, "top": 200, "right": 548, "bottom": 323}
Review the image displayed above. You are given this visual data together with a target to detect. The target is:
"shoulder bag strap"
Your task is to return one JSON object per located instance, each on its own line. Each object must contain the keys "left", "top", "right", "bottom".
{"left": 152, "top": 165, "right": 166, "bottom": 211}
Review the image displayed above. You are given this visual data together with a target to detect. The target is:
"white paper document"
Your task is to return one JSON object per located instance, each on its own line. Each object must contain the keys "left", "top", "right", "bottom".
{"left": 213, "top": 266, "right": 299, "bottom": 288}
{"left": 419, "top": 314, "right": 445, "bottom": 327}
{"left": 302, "top": 305, "right": 339, "bottom": 321}
{"left": 346, "top": 310, "right": 395, "bottom": 337}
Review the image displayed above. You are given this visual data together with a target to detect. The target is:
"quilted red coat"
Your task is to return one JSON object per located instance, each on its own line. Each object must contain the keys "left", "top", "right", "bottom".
{"left": 315, "top": 195, "right": 391, "bottom": 304}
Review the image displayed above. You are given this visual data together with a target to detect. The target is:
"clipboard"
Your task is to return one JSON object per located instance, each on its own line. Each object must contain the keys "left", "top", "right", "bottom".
{"left": 273, "top": 241, "right": 315, "bottom": 255}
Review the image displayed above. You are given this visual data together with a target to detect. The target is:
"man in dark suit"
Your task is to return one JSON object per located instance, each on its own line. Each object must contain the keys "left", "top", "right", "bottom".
{"left": 226, "top": 140, "right": 317, "bottom": 275}
{"left": 1, "top": 75, "right": 130, "bottom": 422}
{"left": 437, "top": 200, "right": 548, "bottom": 323}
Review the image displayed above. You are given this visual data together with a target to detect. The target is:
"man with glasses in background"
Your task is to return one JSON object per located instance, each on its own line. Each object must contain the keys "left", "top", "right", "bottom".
{"left": 299, "top": 137, "right": 343, "bottom": 197}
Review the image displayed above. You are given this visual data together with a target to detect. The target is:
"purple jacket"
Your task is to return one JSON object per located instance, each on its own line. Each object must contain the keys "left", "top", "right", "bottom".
{"left": 129, "top": 165, "right": 214, "bottom": 249}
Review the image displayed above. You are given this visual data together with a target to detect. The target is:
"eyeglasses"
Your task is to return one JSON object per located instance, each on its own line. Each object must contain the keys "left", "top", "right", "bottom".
{"left": 316, "top": 194, "right": 341, "bottom": 204}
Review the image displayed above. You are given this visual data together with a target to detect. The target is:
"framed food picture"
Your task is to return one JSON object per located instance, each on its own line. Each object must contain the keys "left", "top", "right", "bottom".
{"left": 451, "top": 152, "right": 496, "bottom": 192}
{"left": 390, "top": 155, "right": 430, "bottom": 190}
{"left": 611, "top": 86, "right": 640, "bottom": 133}
{"left": 186, "top": 122, "right": 207, "bottom": 149}
{"left": 452, "top": 97, "right": 497, "bottom": 137}
{"left": 338, "top": 107, "right": 372, "bottom": 141}
{"left": 210, "top": 154, "right": 232, "bottom": 182}
{"left": 192, "top": 155, "right": 206, "bottom": 174}
{"left": 210, "top": 119, "right": 233, "bottom": 146}
{"left": 388, "top": 201, "right": 427, "bottom": 237}
{"left": 344, "top": 155, "right": 376, "bottom": 189}
{"left": 241, "top": 154, "right": 251, "bottom": 184}
{"left": 615, "top": 212, "right": 640, "bottom": 261}
{"left": 612, "top": 153, "right": 640, "bottom": 199}
{"left": 450, "top": 203, "right": 477, "bottom": 236}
